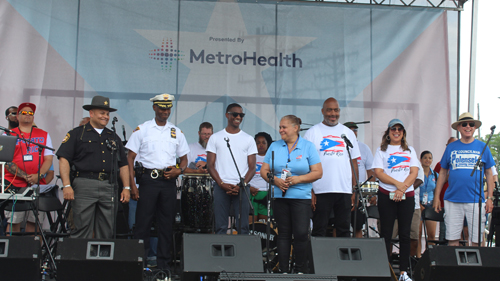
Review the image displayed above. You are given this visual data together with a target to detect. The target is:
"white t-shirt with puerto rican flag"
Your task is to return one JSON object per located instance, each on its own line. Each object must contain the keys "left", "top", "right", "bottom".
{"left": 304, "top": 122, "right": 360, "bottom": 194}
{"left": 249, "top": 154, "right": 268, "bottom": 191}
{"left": 372, "top": 145, "right": 419, "bottom": 193}
{"left": 187, "top": 142, "right": 207, "bottom": 167}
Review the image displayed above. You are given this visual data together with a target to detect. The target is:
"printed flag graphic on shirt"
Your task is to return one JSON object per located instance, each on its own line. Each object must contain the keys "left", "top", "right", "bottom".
{"left": 320, "top": 135, "right": 345, "bottom": 152}
{"left": 256, "top": 162, "right": 262, "bottom": 174}
{"left": 387, "top": 152, "right": 410, "bottom": 169}
{"left": 195, "top": 154, "right": 207, "bottom": 163}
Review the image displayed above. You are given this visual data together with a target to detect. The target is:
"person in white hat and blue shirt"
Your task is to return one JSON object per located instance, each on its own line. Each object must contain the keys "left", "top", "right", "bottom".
{"left": 126, "top": 93, "right": 189, "bottom": 272}
{"left": 433, "top": 112, "right": 495, "bottom": 247}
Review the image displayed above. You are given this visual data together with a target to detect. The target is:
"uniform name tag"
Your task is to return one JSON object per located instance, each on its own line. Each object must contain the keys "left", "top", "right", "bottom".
{"left": 23, "top": 154, "right": 33, "bottom": 162}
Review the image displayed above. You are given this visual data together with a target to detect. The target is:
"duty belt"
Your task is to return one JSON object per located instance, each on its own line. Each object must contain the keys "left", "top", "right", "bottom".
{"left": 143, "top": 168, "right": 167, "bottom": 179}
{"left": 75, "top": 171, "right": 109, "bottom": 181}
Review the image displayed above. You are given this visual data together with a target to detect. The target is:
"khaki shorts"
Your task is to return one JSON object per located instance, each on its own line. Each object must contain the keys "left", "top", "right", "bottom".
{"left": 4, "top": 210, "right": 46, "bottom": 224}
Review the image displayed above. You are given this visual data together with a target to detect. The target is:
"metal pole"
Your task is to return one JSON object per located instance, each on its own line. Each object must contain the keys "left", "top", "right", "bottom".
{"left": 467, "top": 0, "right": 479, "bottom": 115}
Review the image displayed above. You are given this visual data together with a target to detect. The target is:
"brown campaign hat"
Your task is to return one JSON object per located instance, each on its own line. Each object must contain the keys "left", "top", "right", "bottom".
{"left": 83, "top": 96, "right": 117, "bottom": 112}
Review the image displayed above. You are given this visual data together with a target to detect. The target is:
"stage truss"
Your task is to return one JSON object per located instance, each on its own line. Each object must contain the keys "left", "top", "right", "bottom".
{"left": 304, "top": 0, "right": 467, "bottom": 11}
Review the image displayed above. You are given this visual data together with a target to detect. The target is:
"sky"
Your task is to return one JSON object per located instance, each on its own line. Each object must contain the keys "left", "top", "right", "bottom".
{"left": 460, "top": 1, "right": 500, "bottom": 139}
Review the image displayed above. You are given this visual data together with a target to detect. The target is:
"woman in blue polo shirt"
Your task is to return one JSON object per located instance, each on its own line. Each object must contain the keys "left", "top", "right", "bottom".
{"left": 261, "top": 115, "right": 322, "bottom": 274}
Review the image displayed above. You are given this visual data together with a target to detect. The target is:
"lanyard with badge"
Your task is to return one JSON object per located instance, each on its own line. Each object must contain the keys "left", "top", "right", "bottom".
{"left": 22, "top": 128, "right": 34, "bottom": 162}
{"left": 281, "top": 137, "right": 298, "bottom": 181}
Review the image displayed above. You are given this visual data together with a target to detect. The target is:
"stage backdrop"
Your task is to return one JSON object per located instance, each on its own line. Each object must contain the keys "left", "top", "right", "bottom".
{"left": 0, "top": 0, "right": 457, "bottom": 174}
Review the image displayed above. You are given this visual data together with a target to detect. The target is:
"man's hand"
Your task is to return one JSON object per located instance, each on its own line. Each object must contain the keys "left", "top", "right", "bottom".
{"left": 486, "top": 199, "right": 494, "bottom": 214}
{"left": 250, "top": 186, "right": 259, "bottom": 196}
{"left": 432, "top": 197, "right": 442, "bottom": 213}
{"left": 164, "top": 166, "right": 182, "bottom": 179}
{"left": 195, "top": 161, "right": 207, "bottom": 169}
{"left": 130, "top": 184, "right": 139, "bottom": 200}
{"left": 311, "top": 191, "right": 317, "bottom": 211}
{"left": 26, "top": 174, "right": 41, "bottom": 185}
{"left": 63, "top": 186, "right": 75, "bottom": 201}
{"left": 120, "top": 189, "right": 130, "bottom": 203}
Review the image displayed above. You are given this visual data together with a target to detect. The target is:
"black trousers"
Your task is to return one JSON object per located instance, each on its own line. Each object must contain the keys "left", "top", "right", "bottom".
{"left": 311, "top": 193, "right": 352, "bottom": 237}
{"left": 274, "top": 198, "right": 312, "bottom": 273}
{"left": 377, "top": 191, "right": 414, "bottom": 272}
{"left": 134, "top": 174, "right": 176, "bottom": 269}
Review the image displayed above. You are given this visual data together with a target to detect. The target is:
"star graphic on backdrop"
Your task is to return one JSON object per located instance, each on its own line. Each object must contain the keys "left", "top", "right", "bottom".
{"left": 135, "top": 0, "right": 316, "bottom": 129}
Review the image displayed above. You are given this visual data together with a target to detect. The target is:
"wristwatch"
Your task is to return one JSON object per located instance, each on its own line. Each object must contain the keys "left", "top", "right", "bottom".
{"left": 487, "top": 196, "right": 494, "bottom": 201}
{"left": 180, "top": 167, "right": 185, "bottom": 174}
{"left": 123, "top": 186, "right": 131, "bottom": 190}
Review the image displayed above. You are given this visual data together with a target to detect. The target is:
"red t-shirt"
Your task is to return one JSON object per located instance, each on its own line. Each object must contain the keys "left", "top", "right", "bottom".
{"left": 434, "top": 162, "right": 448, "bottom": 208}
{"left": 5, "top": 127, "right": 48, "bottom": 187}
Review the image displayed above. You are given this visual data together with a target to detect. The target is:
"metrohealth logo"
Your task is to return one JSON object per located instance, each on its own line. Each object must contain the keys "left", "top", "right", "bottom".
{"left": 149, "top": 38, "right": 185, "bottom": 72}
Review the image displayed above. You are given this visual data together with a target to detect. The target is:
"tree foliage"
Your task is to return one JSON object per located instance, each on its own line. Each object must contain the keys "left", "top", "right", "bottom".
{"left": 477, "top": 133, "right": 500, "bottom": 181}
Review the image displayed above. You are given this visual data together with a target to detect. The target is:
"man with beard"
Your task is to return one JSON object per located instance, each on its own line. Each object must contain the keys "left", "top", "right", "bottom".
{"left": 207, "top": 103, "right": 257, "bottom": 234}
{"left": 126, "top": 94, "right": 189, "bottom": 271}
{"left": 5, "top": 106, "right": 19, "bottom": 130}
{"left": 304, "top": 98, "right": 360, "bottom": 237}
{"left": 3, "top": 102, "right": 53, "bottom": 233}
{"left": 185, "top": 122, "right": 213, "bottom": 174}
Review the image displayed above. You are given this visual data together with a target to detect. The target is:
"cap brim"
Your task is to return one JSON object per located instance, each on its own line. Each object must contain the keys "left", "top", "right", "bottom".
{"left": 83, "top": 105, "right": 117, "bottom": 112}
{"left": 451, "top": 120, "right": 482, "bottom": 130}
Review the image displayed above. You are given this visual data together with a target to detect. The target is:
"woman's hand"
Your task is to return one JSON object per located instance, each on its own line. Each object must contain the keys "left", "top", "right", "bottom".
{"left": 285, "top": 176, "right": 301, "bottom": 186}
{"left": 274, "top": 177, "right": 289, "bottom": 192}
{"left": 393, "top": 189, "right": 405, "bottom": 202}
{"left": 395, "top": 181, "right": 408, "bottom": 192}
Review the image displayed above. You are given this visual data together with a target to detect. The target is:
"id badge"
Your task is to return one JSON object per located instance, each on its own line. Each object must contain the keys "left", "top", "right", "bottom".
{"left": 23, "top": 154, "right": 33, "bottom": 162}
{"left": 422, "top": 192, "right": 428, "bottom": 205}
{"left": 281, "top": 168, "right": 291, "bottom": 180}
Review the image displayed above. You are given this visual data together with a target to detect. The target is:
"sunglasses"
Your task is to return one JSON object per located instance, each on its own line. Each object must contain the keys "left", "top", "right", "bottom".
{"left": 390, "top": 127, "right": 404, "bottom": 132}
{"left": 461, "top": 122, "right": 475, "bottom": 128}
{"left": 20, "top": 111, "right": 34, "bottom": 116}
{"left": 228, "top": 112, "right": 245, "bottom": 118}
{"left": 7, "top": 112, "right": 16, "bottom": 116}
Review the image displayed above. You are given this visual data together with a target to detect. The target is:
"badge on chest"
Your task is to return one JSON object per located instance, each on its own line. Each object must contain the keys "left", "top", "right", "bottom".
{"left": 170, "top": 128, "right": 176, "bottom": 139}
{"left": 23, "top": 154, "right": 33, "bottom": 162}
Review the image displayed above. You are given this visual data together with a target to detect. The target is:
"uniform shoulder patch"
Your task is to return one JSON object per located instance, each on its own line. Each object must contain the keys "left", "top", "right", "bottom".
{"left": 62, "top": 133, "right": 70, "bottom": 143}
{"left": 133, "top": 126, "right": 140, "bottom": 132}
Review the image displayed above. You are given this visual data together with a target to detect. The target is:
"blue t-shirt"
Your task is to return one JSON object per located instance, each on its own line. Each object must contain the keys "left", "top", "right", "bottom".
{"left": 264, "top": 137, "right": 321, "bottom": 199}
{"left": 440, "top": 139, "right": 495, "bottom": 203}
{"left": 420, "top": 169, "right": 437, "bottom": 203}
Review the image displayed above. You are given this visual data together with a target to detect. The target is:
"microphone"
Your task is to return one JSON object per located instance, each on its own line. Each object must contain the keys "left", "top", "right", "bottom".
{"left": 0, "top": 126, "right": 13, "bottom": 134}
{"left": 491, "top": 125, "right": 496, "bottom": 131}
{"left": 122, "top": 125, "right": 127, "bottom": 141}
{"left": 341, "top": 134, "right": 353, "bottom": 148}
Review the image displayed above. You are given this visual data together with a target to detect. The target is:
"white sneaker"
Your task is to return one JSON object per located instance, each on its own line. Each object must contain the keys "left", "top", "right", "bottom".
{"left": 399, "top": 272, "right": 412, "bottom": 281}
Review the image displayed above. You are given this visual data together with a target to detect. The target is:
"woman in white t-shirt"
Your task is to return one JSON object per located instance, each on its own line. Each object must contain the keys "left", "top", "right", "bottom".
{"left": 248, "top": 132, "right": 273, "bottom": 224}
{"left": 372, "top": 119, "right": 419, "bottom": 281}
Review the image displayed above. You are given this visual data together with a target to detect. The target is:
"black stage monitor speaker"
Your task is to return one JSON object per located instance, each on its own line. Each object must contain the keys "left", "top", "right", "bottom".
{"left": 0, "top": 236, "right": 41, "bottom": 281}
{"left": 311, "top": 237, "right": 391, "bottom": 280}
{"left": 55, "top": 238, "right": 144, "bottom": 281}
{"left": 183, "top": 233, "right": 263, "bottom": 280}
{"left": 414, "top": 245, "right": 500, "bottom": 281}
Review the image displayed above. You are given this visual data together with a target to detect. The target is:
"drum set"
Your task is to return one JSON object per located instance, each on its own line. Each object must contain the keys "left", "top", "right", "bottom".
{"left": 179, "top": 174, "right": 214, "bottom": 231}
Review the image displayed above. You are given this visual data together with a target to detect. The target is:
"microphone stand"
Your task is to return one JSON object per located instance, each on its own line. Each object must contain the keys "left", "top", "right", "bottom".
{"left": 110, "top": 117, "right": 119, "bottom": 239}
{"left": 224, "top": 137, "right": 253, "bottom": 234}
{"left": 344, "top": 138, "right": 362, "bottom": 238}
{"left": 265, "top": 151, "right": 275, "bottom": 273}
{"left": 470, "top": 126, "right": 495, "bottom": 246}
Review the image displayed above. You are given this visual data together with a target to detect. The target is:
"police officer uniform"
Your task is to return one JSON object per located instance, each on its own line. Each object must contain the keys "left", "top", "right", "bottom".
{"left": 56, "top": 96, "right": 128, "bottom": 239}
{"left": 126, "top": 94, "right": 189, "bottom": 270}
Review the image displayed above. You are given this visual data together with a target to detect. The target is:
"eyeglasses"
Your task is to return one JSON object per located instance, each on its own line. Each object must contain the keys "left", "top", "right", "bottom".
{"left": 390, "top": 127, "right": 403, "bottom": 132}
{"left": 228, "top": 112, "right": 245, "bottom": 118}
{"left": 461, "top": 122, "right": 475, "bottom": 128}
{"left": 20, "top": 111, "right": 34, "bottom": 116}
{"left": 7, "top": 112, "right": 16, "bottom": 116}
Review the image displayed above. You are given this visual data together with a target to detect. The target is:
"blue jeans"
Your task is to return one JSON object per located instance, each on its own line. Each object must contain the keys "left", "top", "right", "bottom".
{"left": 213, "top": 182, "right": 250, "bottom": 234}
{"left": 274, "top": 198, "right": 312, "bottom": 273}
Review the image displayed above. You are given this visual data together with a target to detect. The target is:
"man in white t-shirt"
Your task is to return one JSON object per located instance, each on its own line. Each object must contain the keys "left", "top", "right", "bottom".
{"left": 185, "top": 122, "right": 213, "bottom": 174}
{"left": 207, "top": 103, "right": 257, "bottom": 234}
{"left": 344, "top": 122, "right": 375, "bottom": 238}
{"left": 304, "top": 98, "right": 360, "bottom": 237}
